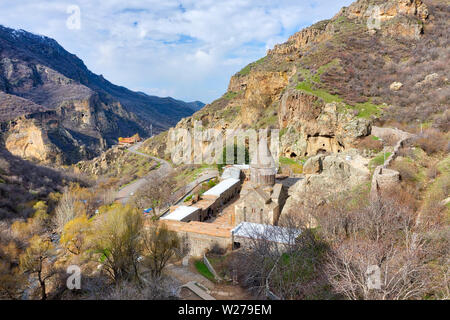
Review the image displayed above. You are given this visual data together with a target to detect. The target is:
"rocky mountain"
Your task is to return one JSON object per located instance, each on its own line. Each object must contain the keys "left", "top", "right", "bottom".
{"left": 0, "top": 25, "right": 199, "bottom": 164}
{"left": 186, "top": 101, "right": 206, "bottom": 112}
{"left": 142, "top": 0, "right": 448, "bottom": 162}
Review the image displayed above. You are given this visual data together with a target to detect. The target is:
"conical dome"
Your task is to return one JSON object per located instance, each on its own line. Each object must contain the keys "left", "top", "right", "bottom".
{"left": 250, "top": 138, "right": 276, "bottom": 169}
{"left": 250, "top": 138, "right": 276, "bottom": 187}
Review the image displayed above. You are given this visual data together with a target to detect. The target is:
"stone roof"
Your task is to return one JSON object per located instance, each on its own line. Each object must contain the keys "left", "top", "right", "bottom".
{"left": 271, "top": 183, "right": 283, "bottom": 201}
{"left": 254, "top": 187, "right": 272, "bottom": 204}
{"left": 160, "top": 220, "right": 232, "bottom": 238}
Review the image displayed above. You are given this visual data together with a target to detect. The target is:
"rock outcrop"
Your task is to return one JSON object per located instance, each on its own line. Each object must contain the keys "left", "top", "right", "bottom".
{"left": 390, "top": 82, "right": 403, "bottom": 91}
{"left": 345, "top": 0, "right": 428, "bottom": 39}
{"left": 281, "top": 149, "right": 371, "bottom": 225}
{"left": 279, "top": 91, "right": 371, "bottom": 158}
{"left": 76, "top": 145, "right": 128, "bottom": 176}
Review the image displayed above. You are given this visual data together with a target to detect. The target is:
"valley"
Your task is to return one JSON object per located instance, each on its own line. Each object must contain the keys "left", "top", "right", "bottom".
{"left": 0, "top": 0, "right": 448, "bottom": 302}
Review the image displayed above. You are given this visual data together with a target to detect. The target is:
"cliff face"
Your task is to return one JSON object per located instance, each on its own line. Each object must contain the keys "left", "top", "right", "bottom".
{"left": 0, "top": 26, "right": 197, "bottom": 164}
{"left": 146, "top": 0, "right": 444, "bottom": 163}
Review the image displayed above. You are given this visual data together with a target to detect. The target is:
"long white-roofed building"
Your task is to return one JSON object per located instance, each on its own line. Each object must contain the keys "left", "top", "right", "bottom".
{"left": 203, "top": 178, "right": 241, "bottom": 204}
{"left": 160, "top": 205, "right": 202, "bottom": 222}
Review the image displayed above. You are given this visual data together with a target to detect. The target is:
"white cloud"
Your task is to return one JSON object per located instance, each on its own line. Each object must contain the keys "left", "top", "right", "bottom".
{"left": 0, "top": 0, "right": 354, "bottom": 103}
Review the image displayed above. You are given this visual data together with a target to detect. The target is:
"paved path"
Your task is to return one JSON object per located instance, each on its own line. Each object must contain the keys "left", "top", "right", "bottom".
{"left": 166, "top": 263, "right": 215, "bottom": 290}
{"left": 180, "top": 281, "right": 216, "bottom": 300}
{"left": 115, "top": 142, "right": 173, "bottom": 204}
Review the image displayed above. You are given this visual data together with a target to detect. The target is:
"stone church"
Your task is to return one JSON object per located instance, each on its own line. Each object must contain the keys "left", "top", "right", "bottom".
{"left": 234, "top": 139, "right": 287, "bottom": 226}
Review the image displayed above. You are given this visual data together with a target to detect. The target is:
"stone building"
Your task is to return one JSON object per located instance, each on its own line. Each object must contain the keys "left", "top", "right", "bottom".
{"left": 161, "top": 177, "right": 242, "bottom": 223}
{"left": 234, "top": 139, "right": 287, "bottom": 226}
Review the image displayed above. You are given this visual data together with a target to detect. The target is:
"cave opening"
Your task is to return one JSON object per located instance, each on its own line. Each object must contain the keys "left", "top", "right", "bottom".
{"left": 290, "top": 152, "right": 297, "bottom": 158}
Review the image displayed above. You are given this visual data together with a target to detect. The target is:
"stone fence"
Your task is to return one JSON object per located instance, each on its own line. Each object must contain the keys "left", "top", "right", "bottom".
{"left": 370, "top": 127, "right": 415, "bottom": 199}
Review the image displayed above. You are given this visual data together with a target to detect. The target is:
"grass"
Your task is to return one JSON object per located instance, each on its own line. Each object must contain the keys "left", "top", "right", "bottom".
{"left": 223, "top": 91, "right": 240, "bottom": 100}
{"left": 194, "top": 260, "right": 216, "bottom": 281}
{"left": 370, "top": 152, "right": 392, "bottom": 167}
{"left": 279, "top": 157, "right": 303, "bottom": 174}
{"left": 220, "top": 105, "right": 241, "bottom": 122}
{"left": 296, "top": 62, "right": 384, "bottom": 119}
{"left": 174, "top": 164, "right": 215, "bottom": 188}
{"left": 237, "top": 57, "right": 266, "bottom": 76}
{"left": 350, "top": 100, "right": 385, "bottom": 119}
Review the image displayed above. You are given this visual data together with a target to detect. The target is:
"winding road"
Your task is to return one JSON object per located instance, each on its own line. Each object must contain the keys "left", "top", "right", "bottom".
{"left": 115, "top": 142, "right": 173, "bottom": 204}
{"left": 115, "top": 141, "right": 220, "bottom": 212}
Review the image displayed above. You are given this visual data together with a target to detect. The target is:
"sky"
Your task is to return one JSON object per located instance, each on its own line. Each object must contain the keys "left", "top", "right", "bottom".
{"left": 0, "top": 0, "right": 354, "bottom": 103}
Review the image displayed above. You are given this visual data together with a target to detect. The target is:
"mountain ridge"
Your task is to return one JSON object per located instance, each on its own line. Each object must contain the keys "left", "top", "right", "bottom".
{"left": 141, "top": 0, "right": 448, "bottom": 161}
{"left": 0, "top": 24, "right": 202, "bottom": 164}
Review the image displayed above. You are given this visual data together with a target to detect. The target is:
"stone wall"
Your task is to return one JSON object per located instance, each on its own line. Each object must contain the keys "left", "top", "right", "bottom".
{"left": 370, "top": 127, "right": 414, "bottom": 199}
{"left": 160, "top": 220, "right": 232, "bottom": 258}
{"left": 182, "top": 231, "right": 231, "bottom": 257}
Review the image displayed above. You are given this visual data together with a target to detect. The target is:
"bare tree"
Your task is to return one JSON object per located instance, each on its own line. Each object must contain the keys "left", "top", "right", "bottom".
{"left": 54, "top": 189, "right": 76, "bottom": 232}
{"left": 19, "top": 235, "right": 57, "bottom": 300}
{"left": 141, "top": 222, "right": 185, "bottom": 279}
{"left": 104, "top": 277, "right": 179, "bottom": 300}
{"left": 132, "top": 172, "right": 176, "bottom": 216}
{"left": 317, "top": 193, "right": 432, "bottom": 300}
{"left": 231, "top": 217, "right": 329, "bottom": 300}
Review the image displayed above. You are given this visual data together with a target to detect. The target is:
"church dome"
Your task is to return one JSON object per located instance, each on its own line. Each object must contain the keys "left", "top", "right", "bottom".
{"left": 250, "top": 138, "right": 276, "bottom": 169}
{"left": 250, "top": 138, "right": 277, "bottom": 186}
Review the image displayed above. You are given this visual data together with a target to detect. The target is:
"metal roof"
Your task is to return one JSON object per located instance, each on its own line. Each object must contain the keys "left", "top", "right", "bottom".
{"left": 160, "top": 206, "right": 200, "bottom": 221}
{"left": 231, "top": 222, "right": 301, "bottom": 244}
{"left": 221, "top": 167, "right": 241, "bottom": 180}
{"left": 203, "top": 178, "right": 240, "bottom": 197}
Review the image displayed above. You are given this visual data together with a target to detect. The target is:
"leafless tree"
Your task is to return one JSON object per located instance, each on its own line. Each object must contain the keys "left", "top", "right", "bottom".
{"left": 54, "top": 189, "right": 76, "bottom": 232}
{"left": 19, "top": 235, "right": 58, "bottom": 300}
{"left": 231, "top": 217, "right": 328, "bottom": 299}
{"left": 132, "top": 172, "right": 176, "bottom": 216}
{"left": 318, "top": 194, "right": 432, "bottom": 300}
{"left": 140, "top": 222, "right": 186, "bottom": 279}
{"left": 104, "top": 276, "right": 179, "bottom": 300}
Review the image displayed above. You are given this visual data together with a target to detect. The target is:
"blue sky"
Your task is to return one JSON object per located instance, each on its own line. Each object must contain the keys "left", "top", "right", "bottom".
{"left": 0, "top": 0, "right": 353, "bottom": 103}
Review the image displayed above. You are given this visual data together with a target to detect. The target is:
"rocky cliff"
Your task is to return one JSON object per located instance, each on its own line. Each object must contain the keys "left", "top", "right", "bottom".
{"left": 0, "top": 26, "right": 198, "bottom": 164}
{"left": 143, "top": 0, "right": 446, "bottom": 164}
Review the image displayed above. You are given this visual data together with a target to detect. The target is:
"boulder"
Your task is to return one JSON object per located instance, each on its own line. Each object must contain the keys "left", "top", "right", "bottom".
{"left": 303, "top": 155, "right": 324, "bottom": 174}
{"left": 281, "top": 150, "right": 370, "bottom": 223}
{"left": 390, "top": 82, "right": 403, "bottom": 91}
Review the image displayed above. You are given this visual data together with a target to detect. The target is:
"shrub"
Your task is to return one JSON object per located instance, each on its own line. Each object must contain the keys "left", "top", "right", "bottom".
{"left": 357, "top": 136, "right": 383, "bottom": 152}
{"left": 413, "top": 128, "right": 448, "bottom": 155}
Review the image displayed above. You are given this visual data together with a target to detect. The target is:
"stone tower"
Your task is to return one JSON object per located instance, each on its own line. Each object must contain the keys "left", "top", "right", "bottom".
{"left": 250, "top": 138, "right": 276, "bottom": 187}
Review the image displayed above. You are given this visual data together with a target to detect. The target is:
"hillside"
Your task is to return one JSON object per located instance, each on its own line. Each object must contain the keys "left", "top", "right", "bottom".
{"left": 141, "top": 0, "right": 448, "bottom": 161}
{"left": 0, "top": 25, "right": 199, "bottom": 164}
